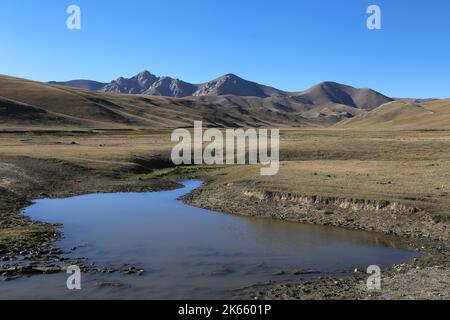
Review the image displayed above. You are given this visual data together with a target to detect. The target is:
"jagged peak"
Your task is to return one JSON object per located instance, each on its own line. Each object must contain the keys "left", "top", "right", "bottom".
{"left": 134, "top": 70, "right": 157, "bottom": 79}
{"left": 215, "top": 73, "right": 245, "bottom": 82}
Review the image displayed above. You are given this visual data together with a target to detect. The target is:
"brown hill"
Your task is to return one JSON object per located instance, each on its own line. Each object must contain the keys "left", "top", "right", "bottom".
{"left": 3, "top": 74, "right": 427, "bottom": 130}
{"left": 48, "top": 80, "right": 106, "bottom": 91}
{"left": 294, "top": 81, "right": 393, "bottom": 110}
{"left": 335, "top": 99, "right": 450, "bottom": 130}
{"left": 0, "top": 75, "right": 318, "bottom": 129}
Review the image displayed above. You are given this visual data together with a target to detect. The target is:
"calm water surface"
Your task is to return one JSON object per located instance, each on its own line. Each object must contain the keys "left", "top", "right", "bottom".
{"left": 0, "top": 180, "right": 419, "bottom": 299}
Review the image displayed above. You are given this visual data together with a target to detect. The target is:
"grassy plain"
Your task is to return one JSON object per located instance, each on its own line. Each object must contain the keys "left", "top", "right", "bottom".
{"left": 1, "top": 128, "right": 450, "bottom": 218}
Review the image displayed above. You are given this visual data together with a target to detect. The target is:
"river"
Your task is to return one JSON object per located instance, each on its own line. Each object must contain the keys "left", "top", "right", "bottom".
{"left": 0, "top": 180, "right": 419, "bottom": 299}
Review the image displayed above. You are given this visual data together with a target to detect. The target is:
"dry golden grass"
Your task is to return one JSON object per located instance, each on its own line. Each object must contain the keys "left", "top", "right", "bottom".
{"left": 0, "top": 130, "right": 174, "bottom": 170}
{"left": 1, "top": 129, "right": 450, "bottom": 217}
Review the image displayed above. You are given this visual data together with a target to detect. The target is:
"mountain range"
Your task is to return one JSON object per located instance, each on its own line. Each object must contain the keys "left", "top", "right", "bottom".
{"left": 1, "top": 72, "right": 448, "bottom": 130}
{"left": 49, "top": 71, "right": 288, "bottom": 98}
{"left": 49, "top": 70, "right": 392, "bottom": 106}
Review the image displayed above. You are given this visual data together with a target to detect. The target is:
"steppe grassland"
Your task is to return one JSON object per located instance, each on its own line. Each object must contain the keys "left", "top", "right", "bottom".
{"left": 1, "top": 129, "right": 450, "bottom": 218}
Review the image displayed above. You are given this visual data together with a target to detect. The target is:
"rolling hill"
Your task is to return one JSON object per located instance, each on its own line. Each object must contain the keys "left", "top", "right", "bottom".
{"left": 335, "top": 99, "right": 450, "bottom": 130}
{"left": 48, "top": 80, "right": 107, "bottom": 91}
{"left": 0, "top": 74, "right": 398, "bottom": 129}
{"left": 2, "top": 73, "right": 448, "bottom": 130}
{"left": 296, "top": 81, "right": 393, "bottom": 110}
{"left": 0, "top": 74, "right": 319, "bottom": 129}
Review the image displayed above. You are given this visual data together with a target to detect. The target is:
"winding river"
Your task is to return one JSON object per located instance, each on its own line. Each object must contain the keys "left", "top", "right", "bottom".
{"left": 0, "top": 180, "right": 419, "bottom": 299}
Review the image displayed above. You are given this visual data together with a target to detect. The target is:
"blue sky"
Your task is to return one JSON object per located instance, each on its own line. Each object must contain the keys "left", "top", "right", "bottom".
{"left": 0, "top": 0, "right": 449, "bottom": 98}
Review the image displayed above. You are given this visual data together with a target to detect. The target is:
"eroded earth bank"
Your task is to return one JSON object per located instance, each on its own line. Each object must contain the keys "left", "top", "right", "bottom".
{"left": 184, "top": 183, "right": 450, "bottom": 299}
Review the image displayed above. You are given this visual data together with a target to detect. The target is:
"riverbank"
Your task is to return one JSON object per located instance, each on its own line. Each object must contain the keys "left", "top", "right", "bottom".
{"left": 0, "top": 156, "right": 179, "bottom": 277}
{"left": 183, "top": 183, "right": 450, "bottom": 299}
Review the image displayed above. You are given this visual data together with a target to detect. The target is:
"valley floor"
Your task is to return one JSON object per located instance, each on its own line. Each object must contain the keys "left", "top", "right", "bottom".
{"left": 0, "top": 128, "right": 449, "bottom": 299}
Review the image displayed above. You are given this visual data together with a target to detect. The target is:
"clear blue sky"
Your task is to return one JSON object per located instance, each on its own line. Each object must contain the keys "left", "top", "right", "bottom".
{"left": 0, "top": 0, "right": 449, "bottom": 98}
